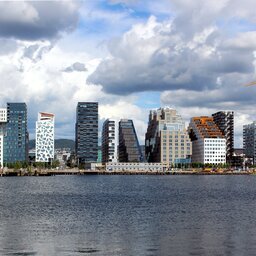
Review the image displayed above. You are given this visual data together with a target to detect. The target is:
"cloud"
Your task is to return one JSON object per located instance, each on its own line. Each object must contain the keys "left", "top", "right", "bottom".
{"left": 88, "top": 0, "right": 256, "bottom": 96}
{"left": 63, "top": 62, "right": 87, "bottom": 73}
{"left": 0, "top": 41, "right": 147, "bottom": 144}
{"left": 88, "top": 15, "right": 256, "bottom": 95}
{"left": 0, "top": 0, "right": 255, "bottom": 148}
{"left": 0, "top": 1, "right": 80, "bottom": 40}
{"left": 0, "top": 39, "right": 17, "bottom": 55}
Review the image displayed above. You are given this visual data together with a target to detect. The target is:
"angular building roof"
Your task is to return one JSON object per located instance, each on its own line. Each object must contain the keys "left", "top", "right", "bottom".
{"left": 190, "top": 116, "right": 224, "bottom": 139}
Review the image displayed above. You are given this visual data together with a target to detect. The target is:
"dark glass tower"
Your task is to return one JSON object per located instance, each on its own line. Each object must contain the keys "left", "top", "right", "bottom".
{"left": 212, "top": 111, "right": 234, "bottom": 162}
{"left": 4, "top": 103, "right": 29, "bottom": 164}
{"left": 243, "top": 122, "right": 256, "bottom": 165}
{"left": 118, "top": 119, "right": 143, "bottom": 162}
{"left": 75, "top": 102, "right": 98, "bottom": 164}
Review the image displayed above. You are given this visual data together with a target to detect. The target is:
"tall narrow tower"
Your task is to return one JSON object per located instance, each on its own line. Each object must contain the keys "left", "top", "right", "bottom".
{"left": 102, "top": 119, "right": 118, "bottom": 163}
{"left": 212, "top": 111, "right": 234, "bottom": 162}
{"left": 75, "top": 102, "right": 98, "bottom": 165}
{"left": 36, "top": 112, "right": 55, "bottom": 162}
{"left": 243, "top": 121, "right": 256, "bottom": 164}
{"left": 0, "top": 108, "right": 7, "bottom": 168}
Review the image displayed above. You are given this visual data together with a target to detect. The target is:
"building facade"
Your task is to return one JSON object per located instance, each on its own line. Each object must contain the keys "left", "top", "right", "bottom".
{"left": 212, "top": 111, "right": 234, "bottom": 162}
{"left": 0, "top": 108, "right": 7, "bottom": 168}
{"left": 36, "top": 112, "right": 55, "bottom": 162}
{"left": 102, "top": 119, "right": 118, "bottom": 163}
{"left": 189, "top": 116, "right": 226, "bottom": 164}
{"left": 145, "top": 107, "right": 192, "bottom": 166}
{"left": 118, "top": 119, "right": 143, "bottom": 162}
{"left": 243, "top": 121, "right": 256, "bottom": 164}
{"left": 4, "top": 103, "right": 28, "bottom": 164}
{"left": 75, "top": 102, "right": 98, "bottom": 164}
{"left": 106, "top": 162, "right": 167, "bottom": 172}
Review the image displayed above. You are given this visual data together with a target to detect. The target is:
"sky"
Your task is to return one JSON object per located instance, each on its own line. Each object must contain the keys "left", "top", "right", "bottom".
{"left": 0, "top": 0, "right": 256, "bottom": 147}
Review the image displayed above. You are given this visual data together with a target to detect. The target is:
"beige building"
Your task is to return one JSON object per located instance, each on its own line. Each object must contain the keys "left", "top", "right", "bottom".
{"left": 145, "top": 107, "right": 192, "bottom": 167}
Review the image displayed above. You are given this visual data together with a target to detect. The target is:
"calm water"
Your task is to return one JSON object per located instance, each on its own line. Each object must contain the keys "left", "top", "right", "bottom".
{"left": 0, "top": 175, "right": 256, "bottom": 256}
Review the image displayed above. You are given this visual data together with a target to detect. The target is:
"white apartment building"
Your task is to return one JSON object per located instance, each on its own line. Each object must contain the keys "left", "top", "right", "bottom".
{"left": 189, "top": 116, "right": 226, "bottom": 164}
{"left": 102, "top": 119, "right": 118, "bottom": 163}
{"left": 36, "top": 112, "right": 55, "bottom": 162}
{"left": 0, "top": 108, "right": 7, "bottom": 168}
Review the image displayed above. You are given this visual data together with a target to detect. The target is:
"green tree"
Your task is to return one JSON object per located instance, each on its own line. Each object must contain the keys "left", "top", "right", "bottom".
{"left": 52, "top": 160, "right": 60, "bottom": 169}
{"left": 14, "top": 161, "right": 22, "bottom": 170}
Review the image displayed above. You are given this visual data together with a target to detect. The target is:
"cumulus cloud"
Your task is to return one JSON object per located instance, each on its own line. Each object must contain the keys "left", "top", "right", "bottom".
{"left": 0, "top": 39, "right": 17, "bottom": 55}
{"left": 88, "top": 18, "right": 256, "bottom": 95}
{"left": 87, "top": 0, "right": 256, "bottom": 147}
{"left": 63, "top": 62, "right": 87, "bottom": 73}
{"left": 0, "top": 1, "right": 80, "bottom": 40}
{"left": 88, "top": 0, "right": 256, "bottom": 96}
{"left": 0, "top": 0, "right": 255, "bottom": 147}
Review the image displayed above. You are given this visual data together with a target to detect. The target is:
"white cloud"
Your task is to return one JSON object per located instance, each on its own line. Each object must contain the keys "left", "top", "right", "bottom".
{"left": 0, "top": 0, "right": 256, "bottom": 148}
{"left": 0, "top": 1, "right": 39, "bottom": 24}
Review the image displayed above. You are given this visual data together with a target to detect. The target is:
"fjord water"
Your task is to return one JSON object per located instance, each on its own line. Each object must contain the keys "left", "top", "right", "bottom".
{"left": 0, "top": 176, "right": 256, "bottom": 256}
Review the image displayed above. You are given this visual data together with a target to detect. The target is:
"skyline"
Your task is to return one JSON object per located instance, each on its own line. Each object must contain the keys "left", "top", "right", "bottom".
{"left": 0, "top": 1, "right": 256, "bottom": 146}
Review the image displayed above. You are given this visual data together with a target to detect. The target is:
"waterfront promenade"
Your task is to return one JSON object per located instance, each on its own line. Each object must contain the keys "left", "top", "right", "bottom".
{"left": 0, "top": 168, "right": 254, "bottom": 176}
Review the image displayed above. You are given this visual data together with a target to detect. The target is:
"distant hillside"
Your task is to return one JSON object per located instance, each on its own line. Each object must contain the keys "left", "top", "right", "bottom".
{"left": 29, "top": 139, "right": 75, "bottom": 150}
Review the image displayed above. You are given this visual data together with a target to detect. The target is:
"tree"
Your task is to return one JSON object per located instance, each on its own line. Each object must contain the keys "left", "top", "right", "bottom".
{"left": 52, "top": 160, "right": 60, "bottom": 169}
{"left": 14, "top": 161, "right": 22, "bottom": 170}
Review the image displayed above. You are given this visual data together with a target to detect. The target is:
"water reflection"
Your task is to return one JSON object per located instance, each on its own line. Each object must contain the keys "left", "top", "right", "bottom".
{"left": 0, "top": 176, "right": 256, "bottom": 255}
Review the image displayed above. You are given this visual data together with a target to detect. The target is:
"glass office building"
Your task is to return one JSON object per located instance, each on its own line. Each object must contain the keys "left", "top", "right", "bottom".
{"left": 4, "top": 103, "right": 29, "bottom": 164}
{"left": 75, "top": 102, "right": 98, "bottom": 164}
{"left": 118, "top": 119, "right": 143, "bottom": 162}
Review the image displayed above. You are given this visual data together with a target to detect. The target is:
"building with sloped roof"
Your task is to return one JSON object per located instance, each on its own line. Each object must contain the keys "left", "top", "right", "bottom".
{"left": 189, "top": 116, "right": 226, "bottom": 164}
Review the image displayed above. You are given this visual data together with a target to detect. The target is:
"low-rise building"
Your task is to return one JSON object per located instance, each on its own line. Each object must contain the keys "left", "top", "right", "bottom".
{"left": 106, "top": 162, "right": 167, "bottom": 172}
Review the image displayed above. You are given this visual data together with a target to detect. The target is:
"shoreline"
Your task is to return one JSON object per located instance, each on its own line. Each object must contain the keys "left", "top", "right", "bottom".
{"left": 0, "top": 169, "right": 254, "bottom": 176}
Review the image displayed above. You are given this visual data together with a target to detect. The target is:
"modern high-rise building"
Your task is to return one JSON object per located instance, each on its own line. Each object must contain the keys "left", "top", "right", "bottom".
{"left": 75, "top": 102, "right": 98, "bottom": 164}
{"left": 189, "top": 116, "right": 226, "bottom": 164}
{"left": 145, "top": 107, "right": 192, "bottom": 166}
{"left": 243, "top": 121, "right": 256, "bottom": 164}
{"left": 102, "top": 119, "right": 118, "bottom": 163}
{"left": 0, "top": 108, "right": 7, "bottom": 168}
{"left": 36, "top": 112, "right": 55, "bottom": 162}
{"left": 4, "top": 103, "right": 29, "bottom": 164}
{"left": 118, "top": 119, "right": 143, "bottom": 162}
{"left": 212, "top": 111, "right": 234, "bottom": 162}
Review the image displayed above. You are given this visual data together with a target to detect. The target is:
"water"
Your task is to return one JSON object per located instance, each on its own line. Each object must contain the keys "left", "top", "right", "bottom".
{"left": 0, "top": 175, "right": 256, "bottom": 255}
